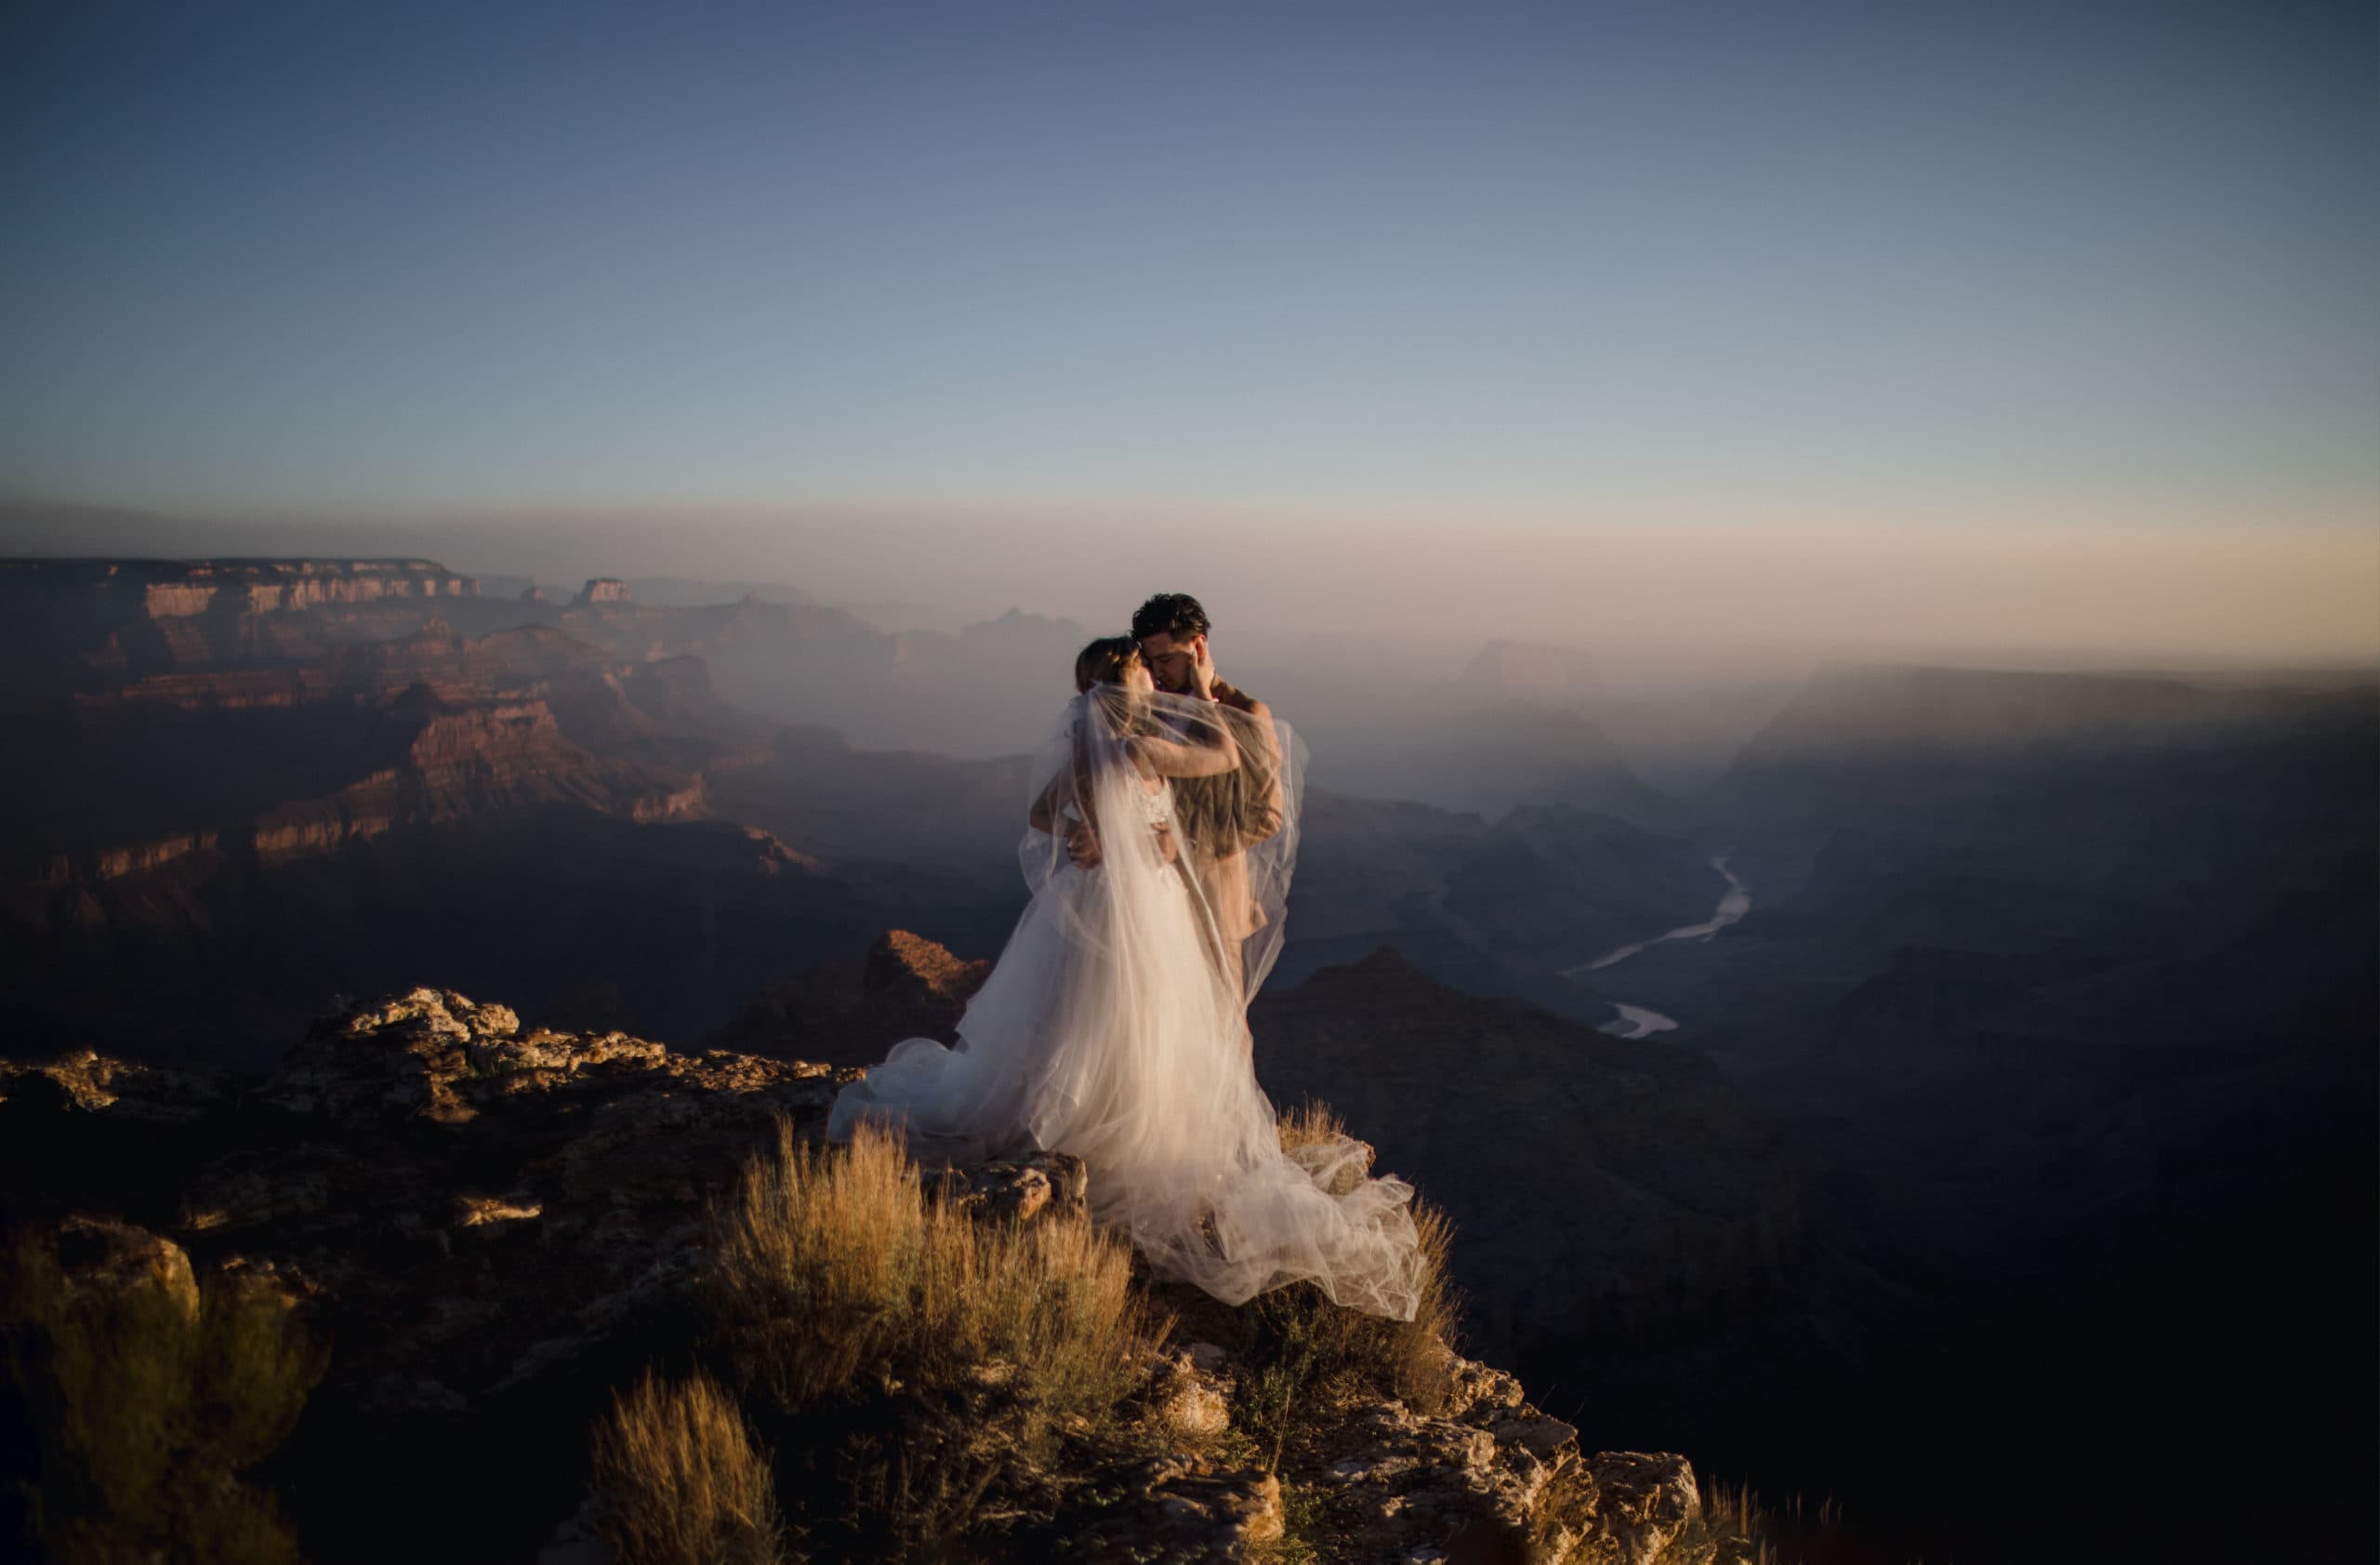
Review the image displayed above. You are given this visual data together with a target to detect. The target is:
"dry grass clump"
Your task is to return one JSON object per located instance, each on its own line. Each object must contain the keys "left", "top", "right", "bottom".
{"left": 1687, "top": 1481, "right": 1781, "bottom": 1565}
{"left": 0, "top": 1234, "right": 325, "bottom": 1564}
{"left": 591, "top": 1370, "right": 783, "bottom": 1565}
{"left": 595, "top": 1107, "right": 1464, "bottom": 1557}
{"left": 1276, "top": 1099, "right": 1349, "bottom": 1156}
{"left": 1699, "top": 1483, "right": 1859, "bottom": 1565}
{"left": 651, "top": 1116, "right": 1167, "bottom": 1557}
{"left": 706, "top": 1118, "right": 1162, "bottom": 1431}
{"left": 1382, "top": 1196, "right": 1463, "bottom": 1406}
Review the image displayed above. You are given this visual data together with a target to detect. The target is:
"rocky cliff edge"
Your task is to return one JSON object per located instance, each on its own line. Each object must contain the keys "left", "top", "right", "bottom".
{"left": 0, "top": 946, "right": 1755, "bottom": 1565}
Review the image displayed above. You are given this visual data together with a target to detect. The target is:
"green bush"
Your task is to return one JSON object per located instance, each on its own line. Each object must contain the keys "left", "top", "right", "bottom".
{"left": 1, "top": 1230, "right": 326, "bottom": 1565}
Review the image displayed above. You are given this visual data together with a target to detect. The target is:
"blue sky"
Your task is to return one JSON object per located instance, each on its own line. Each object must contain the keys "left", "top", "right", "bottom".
{"left": 2, "top": 0, "right": 2374, "bottom": 543}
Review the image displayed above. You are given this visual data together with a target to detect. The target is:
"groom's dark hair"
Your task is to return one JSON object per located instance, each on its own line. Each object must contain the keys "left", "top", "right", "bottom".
{"left": 1131, "top": 592, "right": 1210, "bottom": 643}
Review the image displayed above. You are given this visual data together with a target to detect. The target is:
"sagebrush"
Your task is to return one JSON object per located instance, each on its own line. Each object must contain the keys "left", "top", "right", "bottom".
{"left": 592, "top": 1369, "right": 784, "bottom": 1565}
{"left": 0, "top": 1233, "right": 325, "bottom": 1565}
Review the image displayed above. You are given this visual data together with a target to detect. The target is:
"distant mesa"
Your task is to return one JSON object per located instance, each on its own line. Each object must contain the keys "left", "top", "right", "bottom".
{"left": 622, "top": 576, "right": 816, "bottom": 607}
{"left": 1720, "top": 660, "right": 2243, "bottom": 788}
{"left": 1454, "top": 639, "right": 1606, "bottom": 708}
{"left": 0, "top": 556, "right": 478, "bottom": 622}
{"left": 518, "top": 583, "right": 548, "bottom": 603}
{"left": 965, "top": 605, "right": 1079, "bottom": 638}
{"left": 573, "top": 577, "right": 632, "bottom": 607}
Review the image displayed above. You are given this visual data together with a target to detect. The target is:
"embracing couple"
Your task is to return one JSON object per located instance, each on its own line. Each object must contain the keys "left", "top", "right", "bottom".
{"left": 829, "top": 593, "right": 1423, "bottom": 1321}
{"left": 1038, "top": 593, "right": 1286, "bottom": 1022}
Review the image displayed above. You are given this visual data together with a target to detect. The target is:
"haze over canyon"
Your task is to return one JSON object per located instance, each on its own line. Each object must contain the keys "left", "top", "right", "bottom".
{"left": 1, "top": 547, "right": 2368, "bottom": 1561}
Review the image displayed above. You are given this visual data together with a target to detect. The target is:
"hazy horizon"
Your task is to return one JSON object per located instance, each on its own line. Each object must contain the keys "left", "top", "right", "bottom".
{"left": 4, "top": 499, "right": 2373, "bottom": 680}
{"left": 5, "top": 0, "right": 2374, "bottom": 675}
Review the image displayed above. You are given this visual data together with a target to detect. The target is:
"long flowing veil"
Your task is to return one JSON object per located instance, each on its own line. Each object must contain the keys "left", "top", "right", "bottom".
{"left": 831, "top": 684, "right": 1422, "bottom": 1320}
{"left": 1017, "top": 683, "right": 1303, "bottom": 1003}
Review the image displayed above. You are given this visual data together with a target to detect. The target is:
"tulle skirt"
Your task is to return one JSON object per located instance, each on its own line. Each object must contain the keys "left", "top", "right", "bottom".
{"left": 827, "top": 861, "right": 1424, "bottom": 1320}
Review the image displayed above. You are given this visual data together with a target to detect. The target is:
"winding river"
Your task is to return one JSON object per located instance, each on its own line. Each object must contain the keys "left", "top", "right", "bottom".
{"left": 1566, "top": 855, "right": 1751, "bottom": 1040}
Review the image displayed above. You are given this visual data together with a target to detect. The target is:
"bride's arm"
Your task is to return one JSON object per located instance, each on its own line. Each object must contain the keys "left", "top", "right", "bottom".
{"left": 1126, "top": 721, "right": 1239, "bottom": 778}
{"left": 1026, "top": 767, "right": 1067, "bottom": 833}
{"left": 1028, "top": 765, "right": 1101, "bottom": 866}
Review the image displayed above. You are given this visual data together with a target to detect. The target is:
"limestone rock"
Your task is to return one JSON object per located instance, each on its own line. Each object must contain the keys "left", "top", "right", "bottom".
{"left": 269, "top": 986, "right": 528, "bottom": 1123}
{"left": 266, "top": 988, "right": 697, "bottom": 1127}
{"left": 1152, "top": 1466, "right": 1285, "bottom": 1553}
{"left": 1066, "top": 1454, "right": 1285, "bottom": 1562}
{"left": 1149, "top": 1346, "right": 1234, "bottom": 1439}
{"left": 0, "top": 1049, "right": 228, "bottom": 1121}
{"left": 938, "top": 1151, "right": 1091, "bottom": 1225}
{"left": 1563, "top": 1451, "right": 1705, "bottom": 1565}
{"left": 1303, "top": 1348, "right": 1717, "bottom": 1565}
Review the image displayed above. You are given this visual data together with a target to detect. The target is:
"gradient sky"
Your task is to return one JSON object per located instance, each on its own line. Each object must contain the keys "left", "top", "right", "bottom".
{"left": 4, "top": 0, "right": 2373, "bottom": 523}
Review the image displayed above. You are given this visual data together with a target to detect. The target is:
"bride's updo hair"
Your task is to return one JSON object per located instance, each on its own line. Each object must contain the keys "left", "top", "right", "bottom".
{"left": 1075, "top": 635, "right": 1142, "bottom": 694}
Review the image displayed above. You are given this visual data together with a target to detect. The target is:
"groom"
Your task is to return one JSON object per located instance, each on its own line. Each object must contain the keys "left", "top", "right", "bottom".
{"left": 1132, "top": 593, "right": 1285, "bottom": 1018}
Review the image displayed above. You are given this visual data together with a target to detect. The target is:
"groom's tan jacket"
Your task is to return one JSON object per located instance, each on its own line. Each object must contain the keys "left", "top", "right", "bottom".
{"left": 1173, "top": 681, "right": 1285, "bottom": 967}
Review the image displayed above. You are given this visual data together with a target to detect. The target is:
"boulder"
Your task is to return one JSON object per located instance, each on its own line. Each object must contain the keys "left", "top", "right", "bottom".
{"left": 51, "top": 1214, "right": 200, "bottom": 1320}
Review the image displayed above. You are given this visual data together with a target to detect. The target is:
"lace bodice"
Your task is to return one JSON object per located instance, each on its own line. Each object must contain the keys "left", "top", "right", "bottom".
{"left": 1136, "top": 778, "right": 1173, "bottom": 829}
{"left": 1061, "top": 740, "right": 1173, "bottom": 833}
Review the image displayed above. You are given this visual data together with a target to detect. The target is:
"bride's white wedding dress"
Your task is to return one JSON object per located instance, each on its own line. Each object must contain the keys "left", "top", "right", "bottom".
{"left": 827, "top": 685, "right": 1423, "bottom": 1320}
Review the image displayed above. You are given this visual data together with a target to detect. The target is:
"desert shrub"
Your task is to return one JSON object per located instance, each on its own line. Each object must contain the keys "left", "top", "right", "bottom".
{"left": 0, "top": 1232, "right": 325, "bottom": 1564}
{"left": 699, "top": 1118, "right": 1167, "bottom": 1553}
{"left": 591, "top": 1370, "right": 783, "bottom": 1565}
{"left": 1275, "top": 1100, "right": 1348, "bottom": 1159}
{"left": 707, "top": 1118, "right": 1161, "bottom": 1430}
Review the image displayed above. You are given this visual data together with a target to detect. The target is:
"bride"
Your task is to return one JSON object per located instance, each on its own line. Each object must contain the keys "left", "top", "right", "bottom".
{"left": 827, "top": 636, "right": 1423, "bottom": 1320}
